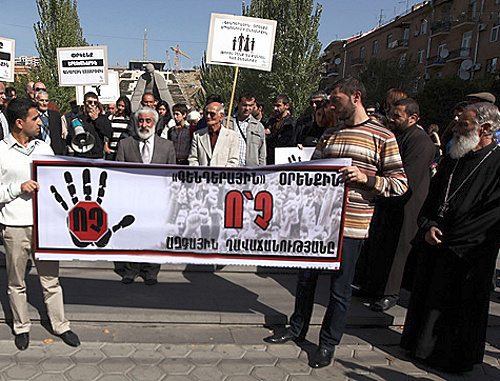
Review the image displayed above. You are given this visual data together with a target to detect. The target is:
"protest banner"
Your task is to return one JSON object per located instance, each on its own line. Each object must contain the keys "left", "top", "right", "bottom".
{"left": 275, "top": 147, "right": 315, "bottom": 165}
{"left": 206, "top": 13, "right": 277, "bottom": 72}
{"left": 75, "top": 70, "right": 120, "bottom": 105}
{"left": 0, "top": 37, "right": 15, "bottom": 82}
{"left": 57, "top": 46, "right": 108, "bottom": 86}
{"left": 33, "top": 157, "right": 349, "bottom": 270}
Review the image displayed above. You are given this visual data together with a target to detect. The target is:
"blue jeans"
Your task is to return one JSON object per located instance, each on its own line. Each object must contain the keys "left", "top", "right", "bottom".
{"left": 289, "top": 238, "right": 364, "bottom": 350}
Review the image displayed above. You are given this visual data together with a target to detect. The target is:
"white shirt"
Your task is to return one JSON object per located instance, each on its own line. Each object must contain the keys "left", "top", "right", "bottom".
{"left": 138, "top": 134, "right": 155, "bottom": 163}
{"left": 0, "top": 134, "right": 54, "bottom": 226}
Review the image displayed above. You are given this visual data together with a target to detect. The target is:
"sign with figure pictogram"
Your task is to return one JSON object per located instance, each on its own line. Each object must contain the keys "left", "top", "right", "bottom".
{"left": 33, "top": 156, "right": 349, "bottom": 270}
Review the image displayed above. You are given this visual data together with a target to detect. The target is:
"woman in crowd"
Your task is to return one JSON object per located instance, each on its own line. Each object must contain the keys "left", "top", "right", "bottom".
{"left": 105, "top": 96, "right": 132, "bottom": 160}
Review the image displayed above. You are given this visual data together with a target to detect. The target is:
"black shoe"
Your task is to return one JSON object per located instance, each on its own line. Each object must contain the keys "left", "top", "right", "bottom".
{"left": 370, "top": 295, "right": 399, "bottom": 312}
{"left": 145, "top": 278, "right": 158, "bottom": 286}
{"left": 309, "top": 347, "right": 334, "bottom": 368}
{"left": 59, "top": 330, "right": 80, "bottom": 347}
{"left": 14, "top": 333, "right": 29, "bottom": 351}
{"left": 263, "top": 329, "right": 297, "bottom": 344}
{"left": 122, "top": 277, "right": 134, "bottom": 284}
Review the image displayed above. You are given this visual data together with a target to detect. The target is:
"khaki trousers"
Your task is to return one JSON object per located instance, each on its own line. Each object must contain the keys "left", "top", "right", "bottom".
{"left": 1, "top": 225, "right": 70, "bottom": 335}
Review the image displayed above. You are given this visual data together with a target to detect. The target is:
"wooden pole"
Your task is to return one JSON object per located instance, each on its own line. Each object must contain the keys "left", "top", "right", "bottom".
{"left": 225, "top": 66, "right": 239, "bottom": 128}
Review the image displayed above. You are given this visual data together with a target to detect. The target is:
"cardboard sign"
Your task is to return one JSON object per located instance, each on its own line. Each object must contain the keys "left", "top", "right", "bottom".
{"left": 57, "top": 46, "right": 108, "bottom": 86}
{"left": 0, "top": 37, "right": 15, "bottom": 82}
{"left": 275, "top": 147, "right": 315, "bottom": 165}
{"left": 75, "top": 70, "right": 120, "bottom": 105}
{"left": 207, "top": 13, "right": 277, "bottom": 72}
{"left": 33, "top": 157, "right": 349, "bottom": 270}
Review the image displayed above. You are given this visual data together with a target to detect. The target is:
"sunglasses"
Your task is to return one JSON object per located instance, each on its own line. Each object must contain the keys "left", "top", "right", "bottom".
{"left": 204, "top": 111, "right": 217, "bottom": 118}
{"left": 35, "top": 87, "right": 46, "bottom": 92}
{"left": 86, "top": 100, "right": 98, "bottom": 105}
{"left": 38, "top": 99, "right": 49, "bottom": 103}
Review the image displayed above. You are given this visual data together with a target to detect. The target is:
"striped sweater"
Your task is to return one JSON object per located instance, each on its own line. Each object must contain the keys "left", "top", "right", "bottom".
{"left": 312, "top": 119, "right": 408, "bottom": 239}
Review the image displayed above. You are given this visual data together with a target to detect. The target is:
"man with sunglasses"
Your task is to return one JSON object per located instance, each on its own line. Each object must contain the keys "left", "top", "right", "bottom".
{"left": 68, "top": 92, "right": 112, "bottom": 159}
{"left": 35, "top": 91, "right": 66, "bottom": 155}
{"left": 33, "top": 81, "right": 59, "bottom": 112}
{"left": 188, "top": 100, "right": 239, "bottom": 167}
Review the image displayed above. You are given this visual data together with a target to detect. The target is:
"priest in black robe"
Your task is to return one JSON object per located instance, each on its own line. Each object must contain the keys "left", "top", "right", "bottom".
{"left": 400, "top": 102, "right": 500, "bottom": 373}
{"left": 355, "top": 98, "right": 436, "bottom": 311}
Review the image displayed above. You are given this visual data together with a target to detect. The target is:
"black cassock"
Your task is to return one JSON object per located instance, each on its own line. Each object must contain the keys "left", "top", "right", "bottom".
{"left": 401, "top": 142, "right": 500, "bottom": 373}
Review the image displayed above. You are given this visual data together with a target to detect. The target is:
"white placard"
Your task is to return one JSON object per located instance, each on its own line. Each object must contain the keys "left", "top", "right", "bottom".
{"left": 75, "top": 71, "right": 120, "bottom": 105}
{"left": 207, "top": 13, "right": 277, "bottom": 72}
{"left": 33, "top": 157, "right": 349, "bottom": 270}
{"left": 0, "top": 37, "right": 15, "bottom": 82}
{"left": 275, "top": 147, "right": 315, "bottom": 165}
{"left": 57, "top": 46, "right": 108, "bottom": 86}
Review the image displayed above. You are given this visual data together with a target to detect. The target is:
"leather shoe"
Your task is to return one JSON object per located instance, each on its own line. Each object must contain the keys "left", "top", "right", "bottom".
{"left": 145, "top": 278, "right": 158, "bottom": 286}
{"left": 15, "top": 333, "right": 29, "bottom": 351}
{"left": 263, "top": 329, "right": 297, "bottom": 344}
{"left": 309, "top": 347, "right": 334, "bottom": 368}
{"left": 59, "top": 330, "right": 80, "bottom": 347}
{"left": 122, "top": 277, "right": 134, "bottom": 284}
{"left": 370, "top": 295, "right": 399, "bottom": 312}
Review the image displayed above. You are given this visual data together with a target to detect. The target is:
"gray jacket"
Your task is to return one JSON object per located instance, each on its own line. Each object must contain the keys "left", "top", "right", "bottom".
{"left": 228, "top": 115, "right": 267, "bottom": 166}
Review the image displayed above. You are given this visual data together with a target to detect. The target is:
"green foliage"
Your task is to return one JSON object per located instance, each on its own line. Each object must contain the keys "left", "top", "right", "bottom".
{"left": 358, "top": 56, "right": 421, "bottom": 108}
{"left": 196, "top": 0, "right": 322, "bottom": 118}
{"left": 34, "top": 0, "right": 87, "bottom": 112}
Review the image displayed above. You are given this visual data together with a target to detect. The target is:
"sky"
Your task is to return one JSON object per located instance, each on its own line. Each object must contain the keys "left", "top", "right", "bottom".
{"left": 1, "top": 0, "right": 417, "bottom": 70}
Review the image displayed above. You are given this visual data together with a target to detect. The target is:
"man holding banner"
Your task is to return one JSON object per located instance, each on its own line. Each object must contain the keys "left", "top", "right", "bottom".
{"left": 0, "top": 98, "right": 79, "bottom": 350}
{"left": 265, "top": 78, "right": 408, "bottom": 368}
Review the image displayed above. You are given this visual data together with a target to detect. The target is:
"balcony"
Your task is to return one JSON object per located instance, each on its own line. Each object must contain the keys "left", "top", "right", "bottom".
{"left": 453, "top": 13, "right": 476, "bottom": 29}
{"left": 391, "top": 39, "right": 409, "bottom": 50}
{"left": 430, "top": 21, "right": 451, "bottom": 36}
{"left": 447, "top": 47, "right": 472, "bottom": 62}
{"left": 426, "top": 55, "right": 446, "bottom": 67}
{"left": 350, "top": 57, "right": 365, "bottom": 67}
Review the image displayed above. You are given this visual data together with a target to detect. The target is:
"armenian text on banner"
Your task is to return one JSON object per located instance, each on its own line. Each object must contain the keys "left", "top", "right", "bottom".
{"left": 33, "top": 157, "right": 350, "bottom": 270}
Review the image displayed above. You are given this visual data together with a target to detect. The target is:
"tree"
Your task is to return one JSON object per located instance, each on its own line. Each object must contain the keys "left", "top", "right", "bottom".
{"left": 358, "top": 56, "right": 421, "bottom": 108}
{"left": 197, "top": 0, "right": 322, "bottom": 118}
{"left": 34, "top": 0, "right": 87, "bottom": 110}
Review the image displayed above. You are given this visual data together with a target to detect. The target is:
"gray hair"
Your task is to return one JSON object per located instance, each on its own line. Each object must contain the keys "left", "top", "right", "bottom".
{"left": 134, "top": 106, "right": 159, "bottom": 124}
{"left": 310, "top": 90, "right": 328, "bottom": 100}
{"left": 204, "top": 101, "right": 225, "bottom": 115}
{"left": 465, "top": 102, "right": 500, "bottom": 136}
{"left": 35, "top": 90, "right": 49, "bottom": 100}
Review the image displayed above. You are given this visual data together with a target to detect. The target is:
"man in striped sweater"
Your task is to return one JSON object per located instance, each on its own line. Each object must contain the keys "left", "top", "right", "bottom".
{"left": 264, "top": 77, "right": 408, "bottom": 368}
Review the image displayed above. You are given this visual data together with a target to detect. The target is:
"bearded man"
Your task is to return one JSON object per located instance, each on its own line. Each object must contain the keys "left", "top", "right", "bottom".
{"left": 400, "top": 102, "right": 500, "bottom": 373}
{"left": 115, "top": 106, "right": 176, "bottom": 285}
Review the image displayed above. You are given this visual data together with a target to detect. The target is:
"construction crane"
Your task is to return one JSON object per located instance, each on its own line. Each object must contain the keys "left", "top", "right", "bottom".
{"left": 170, "top": 44, "right": 191, "bottom": 74}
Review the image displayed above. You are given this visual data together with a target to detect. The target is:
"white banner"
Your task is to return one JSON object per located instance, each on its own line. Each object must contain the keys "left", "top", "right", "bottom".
{"left": 33, "top": 157, "right": 349, "bottom": 270}
{"left": 206, "top": 13, "right": 277, "bottom": 72}
{"left": 275, "top": 147, "right": 315, "bottom": 165}
{"left": 57, "top": 46, "right": 108, "bottom": 86}
{"left": 76, "top": 70, "right": 120, "bottom": 105}
{"left": 0, "top": 37, "right": 15, "bottom": 82}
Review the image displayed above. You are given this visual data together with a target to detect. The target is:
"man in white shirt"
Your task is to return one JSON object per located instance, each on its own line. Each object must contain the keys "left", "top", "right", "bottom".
{"left": 0, "top": 98, "right": 80, "bottom": 350}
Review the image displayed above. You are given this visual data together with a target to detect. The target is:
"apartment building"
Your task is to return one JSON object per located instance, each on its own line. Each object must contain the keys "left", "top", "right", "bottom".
{"left": 320, "top": 0, "right": 500, "bottom": 92}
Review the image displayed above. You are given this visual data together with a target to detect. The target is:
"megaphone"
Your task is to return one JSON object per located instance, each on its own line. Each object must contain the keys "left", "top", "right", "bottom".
{"left": 70, "top": 119, "right": 95, "bottom": 154}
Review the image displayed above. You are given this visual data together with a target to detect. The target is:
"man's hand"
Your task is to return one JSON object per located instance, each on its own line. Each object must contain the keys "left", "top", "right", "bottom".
{"left": 21, "top": 180, "right": 39, "bottom": 194}
{"left": 425, "top": 226, "right": 443, "bottom": 245}
{"left": 340, "top": 166, "right": 368, "bottom": 185}
{"left": 88, "top": 106, "right": 100, "bottom": 121}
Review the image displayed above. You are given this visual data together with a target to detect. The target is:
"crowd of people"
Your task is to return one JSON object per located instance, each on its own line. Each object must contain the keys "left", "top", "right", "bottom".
{"left": 0, "top": 76, "right": 499, "bottom": 375}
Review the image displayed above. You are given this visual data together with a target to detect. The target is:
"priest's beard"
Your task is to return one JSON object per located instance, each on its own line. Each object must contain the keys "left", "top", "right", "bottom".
{"left": 449, "top": 127, "right": 480, "bottom": 159}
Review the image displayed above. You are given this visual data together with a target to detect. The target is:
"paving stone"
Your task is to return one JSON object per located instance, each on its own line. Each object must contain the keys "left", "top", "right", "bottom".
{"left": 190, "top": 366, "right": 225, "bottom": 381}
{"left": 390, "top": 358, "right": 428, "bottom": 375}
{"left": 101, "top": 343, "right": 135, "bottom": 357}
{"left": 218, "top": 358, "right": 254, "bottom": 375}
{"left": 313, "top": 364, "right": 352, "bottom": 380}
{"left": 4, "top": 364, "right": 40, "bottom": 380}
{"left": 213, "top": 344, "right": 245, "bottom": 359}
{"left": 0, "top": 356, "right": 15, "bottom": 369}
{"left": 33, "top": 375, "right": 67, "bottom": 381}
{"left": 408, "top": 375, "right": 447, "bottom": 380}
{"left": 128, "top": 365, "right": 164, "bottom": 381}
{"left": 241, "top": 344, "right": 266, "bottom": 351}
{"left": 161, "top": 377, "right": 193, "bottom": 381}
{"left": 0, "top": 344, "right": 18, "bottom": 355}
{"left": 99, "top": 357, "right": 135, "bottom": 373}
{"left": 277, "top": 358, "right": 311, "bottom": 375}
{"left": 45, "top": 342, "right": 80, "bottom": 356}
{"left": 65, "top": 364, "right": 101, "bottom": 381}
{"left": 243, "top": 350, "right": 277, "bottom": 366}
{"left": 266, "top": 344, "right": 301, "bottom": 358}
{"left": 39, "top": 356, "right": 74, "bottom": 372}
{"left": 289, "top": 376, "right": 328, "bottom": 381}
{"left": 157, "top": 345, "right": 192, "bottom": 358}
{"left": 98, "top": 376, "right": 133, "bottom": 381}
{"left": 130, "top": 347, "right": 163, "bottom": 365}
{"left": 158, "top": 358, "right": 195, "bottom": 375}
{"left": 72, "top": 348, "right": 106, "bottom": 363}
{"left": 225, "top": 376, "right": 258, "bottom": 381}
{"left": 334, "top": 347, "right": 354, "bottom": 359}
{"left": 15, "top": 347, "right": 46, "bottom": 362}
{"left": 370, "top": 367, "right": 409, "bottom": 381}
{"left": 188, "top": 350, "right": 222, "bottom": 365}
{"left": 353, "top": 350, "right": 390, "bottom": 366}
{"left": 251, "top": 366, "right": 287, "bottom": 381}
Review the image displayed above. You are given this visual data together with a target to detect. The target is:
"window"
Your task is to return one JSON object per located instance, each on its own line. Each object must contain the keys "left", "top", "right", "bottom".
{"left": 387, "top": 33, "right": 393, "bottom": 48}
{"left": 469, "top": 0, "right": 477, "bottom": 18}
{"left": 421, "top": 19, "right": 428, "bottom": 34}
{"left": 491, "top": 25, "right": 500, "bottom": 42}
{"left": 360, "top": 46, "right": 365, "bottom": 60}
{"left": 437, "top": 41, "right": 447, "bottom": 57}
{"left": 418, "top": 48, "right": 425, "bottom": 64}
{"left": 403, "top": 28, "right": 410, "bottom": 41}
{"left": 399, "top": 53, "right": 407, "bottom": 68}
{"left": 462, "top": 31, "right": 473, "bottom": 48}
{"left": 372, "top": 40, "right": 378, "bottom": 55}
{"left": 487, "top": 57, "right": 498, "bottom": 73}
